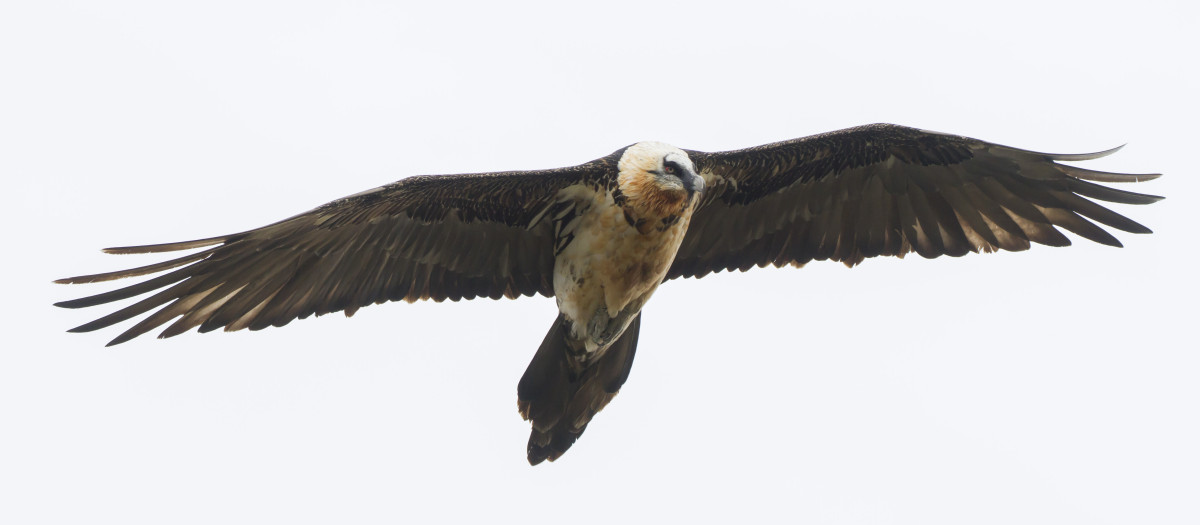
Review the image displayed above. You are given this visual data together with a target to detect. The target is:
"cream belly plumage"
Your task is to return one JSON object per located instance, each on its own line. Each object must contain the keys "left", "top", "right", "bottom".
{"left": 553, "top": 189, "right": 696, "bottom": 357}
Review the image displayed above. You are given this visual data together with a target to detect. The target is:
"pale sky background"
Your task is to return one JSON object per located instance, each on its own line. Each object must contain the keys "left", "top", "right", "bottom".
{"left": 2, "top": 1, "right": 1197, "bottom": 524}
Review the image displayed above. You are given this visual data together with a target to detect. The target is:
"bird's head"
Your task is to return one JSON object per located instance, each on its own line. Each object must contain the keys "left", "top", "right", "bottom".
{"left": 616, "top": 141, "right": 704, "bottom": 219}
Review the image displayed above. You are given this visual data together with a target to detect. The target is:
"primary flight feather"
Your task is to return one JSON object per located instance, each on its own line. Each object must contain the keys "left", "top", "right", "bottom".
{"left": 56, "top": 123, "right": 1161, "bottom": 464}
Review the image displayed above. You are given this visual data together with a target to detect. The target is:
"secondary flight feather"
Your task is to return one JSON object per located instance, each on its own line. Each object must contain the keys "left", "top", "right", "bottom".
{"left": 55, "top": 123, "right": 1162, "bottom": 464}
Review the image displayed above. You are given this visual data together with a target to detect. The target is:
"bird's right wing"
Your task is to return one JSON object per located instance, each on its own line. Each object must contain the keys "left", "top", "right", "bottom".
{"left": 55, "top": 162, "right": 611, "bottom": 346}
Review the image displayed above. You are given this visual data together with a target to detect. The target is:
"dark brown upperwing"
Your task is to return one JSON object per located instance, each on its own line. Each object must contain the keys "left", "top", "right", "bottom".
{"left": 56, "top": 161, "right": 612, "bottom": 346}
{"left": 669, "top": 123, "right": 1161, "bottom": 279}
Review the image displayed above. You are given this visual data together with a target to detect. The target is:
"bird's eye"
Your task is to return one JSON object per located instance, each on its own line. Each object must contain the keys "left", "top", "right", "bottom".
{"left": 664, "top": 164, "right": 676, "bottom": 175}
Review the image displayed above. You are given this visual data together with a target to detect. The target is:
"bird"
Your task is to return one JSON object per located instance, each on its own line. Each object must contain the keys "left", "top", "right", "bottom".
{"left": 55, "top": 123, "right": 1161, "bottom": 464}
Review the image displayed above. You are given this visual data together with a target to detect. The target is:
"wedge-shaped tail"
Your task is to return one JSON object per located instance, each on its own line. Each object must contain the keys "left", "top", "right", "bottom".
{"left": 517, "top": 313, "right": 641, "bottom": 465}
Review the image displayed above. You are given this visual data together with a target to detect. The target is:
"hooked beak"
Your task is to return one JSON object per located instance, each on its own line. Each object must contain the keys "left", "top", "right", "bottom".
{"left": 682, "top": 168, "right": 704, "bottom": 198}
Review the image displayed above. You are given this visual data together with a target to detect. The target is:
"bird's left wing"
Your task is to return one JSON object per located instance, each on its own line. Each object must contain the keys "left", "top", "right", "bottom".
{"left": 56, "top": 162, "right": 609, "bottom": 346}
{"left": 668, "top": 124, "right": 1161, "bottom": 279}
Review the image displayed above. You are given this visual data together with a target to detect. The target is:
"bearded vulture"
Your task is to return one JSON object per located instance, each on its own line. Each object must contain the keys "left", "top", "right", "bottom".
{"left": 55, "top": 124, "right": 1161, "bottom": 464}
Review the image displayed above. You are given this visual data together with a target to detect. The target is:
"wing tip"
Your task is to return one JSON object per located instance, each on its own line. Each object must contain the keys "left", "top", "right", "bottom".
{"left": 102, "top": 235, "right": 230, "bottom": 254}
{"left": 1060, "top": 164, "right": 1163, "bottom": 184}
{"left": 1135, "top": 192, "right": 1166, "bottom": 203}
{"left": 1043, "top": 144, "right": 1125, "bottom": 161}
{"left": 104, "top": 330, "right": 141, "bottom": 347}
{"left": 103, "top": 246, "right": 150, "bottom": 255}
{"left": 63, "top": 326, "right": 127, "bottom": 347}
{"left": 55, "top": 298, "right": 88, "bottom": 309}
{"left": 999, "top": 142, "right": 1132, "bottom": 163}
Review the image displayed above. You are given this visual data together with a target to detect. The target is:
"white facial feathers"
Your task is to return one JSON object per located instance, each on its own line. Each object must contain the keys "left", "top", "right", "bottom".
{"left": 616, "top": 142, "right": 704, "bottom": 206}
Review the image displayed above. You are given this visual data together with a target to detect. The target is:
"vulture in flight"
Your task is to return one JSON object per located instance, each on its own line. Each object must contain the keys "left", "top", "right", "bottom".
{"left": 55, "top": 124, "right": 1161, "bottom": 464}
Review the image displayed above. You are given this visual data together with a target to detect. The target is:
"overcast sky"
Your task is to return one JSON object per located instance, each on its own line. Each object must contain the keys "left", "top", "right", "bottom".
{"left": 2, "top": 1, "right": 1197, "bottom": 524}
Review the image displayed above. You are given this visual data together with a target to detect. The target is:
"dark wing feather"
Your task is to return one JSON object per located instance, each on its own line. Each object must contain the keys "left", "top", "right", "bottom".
{"left": 669, "top": 124, "right": 1161, "bottom": 279}
{"left": 56, "top": 162, "right": 612, "bottom": 345}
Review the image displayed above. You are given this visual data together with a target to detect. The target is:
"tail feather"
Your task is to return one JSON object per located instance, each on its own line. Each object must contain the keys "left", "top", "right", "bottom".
{"left": 517, "top": 313, "right": 641, "bottom": 465}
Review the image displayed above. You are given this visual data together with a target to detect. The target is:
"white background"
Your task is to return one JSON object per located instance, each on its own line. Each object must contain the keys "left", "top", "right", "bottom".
{"left": 2, "top": 1, "right": 1197, "bottom": 523}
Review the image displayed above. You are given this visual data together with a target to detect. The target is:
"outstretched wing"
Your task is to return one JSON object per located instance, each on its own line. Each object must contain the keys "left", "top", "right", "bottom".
{"left": 668, "top": 124, "right": 1161, "bottom": 279}
{"left": 56, "top": 162, "right": 611, "bottom": 346}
